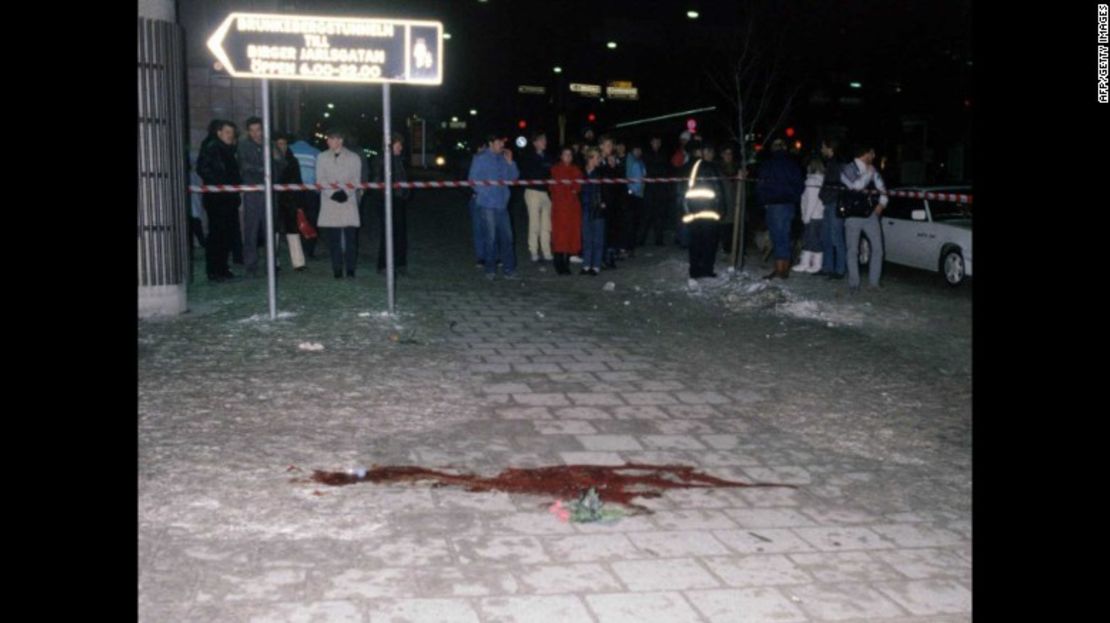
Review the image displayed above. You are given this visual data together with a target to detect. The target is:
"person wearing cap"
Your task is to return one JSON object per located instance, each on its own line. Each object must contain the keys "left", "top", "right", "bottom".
{"left": 316, "top": 129, "right": 362, "bottom": 279}
{"left": 468, "top": 133, "right": 520, "bottom": 279}
{"left": 755, "top": 138, "right": 805, "bottom": 279}
{"left": 519, "top": 131, "right": 554, "bottom": 264}
{"left": 289, "top": 136, "right": 321, "bottom": 258}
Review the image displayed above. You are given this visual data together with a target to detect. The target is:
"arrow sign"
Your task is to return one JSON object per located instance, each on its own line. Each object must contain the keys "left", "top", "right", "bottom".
{"left": 206, "top": 12, "right": 443, "bottom": 85}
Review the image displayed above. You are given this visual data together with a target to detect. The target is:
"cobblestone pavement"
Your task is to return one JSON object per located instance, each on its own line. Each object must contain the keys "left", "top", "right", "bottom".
{"left": 140, "top": 189, "right": 971, "bottom": 622}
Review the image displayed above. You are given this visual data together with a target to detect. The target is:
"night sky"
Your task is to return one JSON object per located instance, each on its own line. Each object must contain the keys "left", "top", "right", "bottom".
{"left": 254, "top": 0, "right": 971, "bottom": 157}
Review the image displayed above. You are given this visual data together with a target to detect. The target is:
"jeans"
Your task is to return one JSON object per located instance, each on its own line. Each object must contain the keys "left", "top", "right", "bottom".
{"left": 764, "top": 203, "right": 796, "bottom": 261}
{"left": 480, "top": 207, "right": 516, "bottom": 274}
{"left": 324, "top": 226, "right": 358, "bottom": 275}
{"left": 845, "top": 213, "right": 883, "bottom": 288}
{"left": 582, "top": 216, "right": 606, "bottom": 270}
{"left": 242, "top": 191, "right": 268, "bottom": 273}
{"left": 469, "top": 195, "right": 485, "bottom": 261}
{"left": 821, "top": 200, "right": 847, "bottom": 274}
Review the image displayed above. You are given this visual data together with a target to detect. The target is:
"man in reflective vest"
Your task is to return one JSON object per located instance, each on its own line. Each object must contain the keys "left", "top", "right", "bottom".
{"left": 681, "top": 140, "right": 725, "bottom": 279}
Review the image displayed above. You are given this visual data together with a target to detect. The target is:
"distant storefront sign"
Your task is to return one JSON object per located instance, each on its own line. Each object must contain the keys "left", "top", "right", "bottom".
{"left": 569, "top": 83, "right": 602, "bottom": 97}
{"left": 518, "top": 85, "right": 547, "bottom": 95}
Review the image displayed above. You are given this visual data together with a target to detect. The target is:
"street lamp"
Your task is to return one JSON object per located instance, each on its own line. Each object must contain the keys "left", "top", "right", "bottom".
{"left": 470, "top": 109, "right": 478, "bottom": 116}
{"left": 607, "top": 41, "right": 617, "bottom": 49}
{"left": 327, "top": 102, "right": 335, "bottom": 109}
{"left": 849, "top": 82, "right": 862, "bottom": 89}
{"left": 687, "top": 10, "right": 699, "bottom": 19}
{"left": 451, "top": 116, "right": 459, "bottom": 122}
{"left": 443, "top": 32, "right": 452, "bottom": 40}
{"left": 553, "top": 66, "right": 563, "bottom": 73}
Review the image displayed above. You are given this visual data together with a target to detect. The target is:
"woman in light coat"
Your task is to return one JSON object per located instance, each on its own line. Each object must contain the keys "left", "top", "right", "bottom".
{"left": 792, "top": 158, "right": 826, "bottom": 273}
{"left": 316, "top": 130, "right": 363, "bottom": 278}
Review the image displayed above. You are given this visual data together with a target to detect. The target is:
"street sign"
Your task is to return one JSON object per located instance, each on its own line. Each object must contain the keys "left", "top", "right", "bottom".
{"left": 207, "top": 12, "right": 443, "bottom": 85}
{"left": 569, "top": 83, "right": 602, "bottom": 97}
{"left": 606, "top": 86, "right": 639, "bottom": 100}
{"left": 518, "top": 85, "right": 546, "bottom": 95}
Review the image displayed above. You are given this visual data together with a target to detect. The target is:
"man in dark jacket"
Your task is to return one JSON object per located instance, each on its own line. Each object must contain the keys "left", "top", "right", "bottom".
{"left": 817, "top": 138, "right": 846, "bottom": 278}
{"left": 755, "top": 139, "right": 805, "bottom": 279}
{"left": 237, "top": 116, "right": 275, "bottom": 277}
{"left": 196, "top": 119, "right": 242, "bottom": 282}
{"left": 640, "top": 135, "right": 670, "bottom": 246}
{"left": 518, "top": 131, "right": 554, "bottom": 263}
{"left": 371, "top": 133, "right": 412, "bottom": 274}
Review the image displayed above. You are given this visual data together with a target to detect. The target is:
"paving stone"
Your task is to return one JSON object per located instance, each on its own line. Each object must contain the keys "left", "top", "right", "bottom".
{"left": 869, "top": 524, "right": 966, "bottom": 548}
{"left": 702, "top": 554, "right": 813, "bottom": 587}
{"left": 514, "top": 363, "right": 564, "bottom": 374}
{"left": 488, "top": 512, "right": 579, "bottom": 536}
{"left": 553, "top": 406, "right": 612, "bottom": 420}
{"left": 514, "top": 563, "right": 624, "bottom": 594}
{"left": 359, "top": 536, "right": 453, "bottom": 567}
{"left": 639, "top": 435, "right": 708, "bottom": 450}
{"left": 713, "top": 529, "right": 817, "bottom": 555}
{"left": 478, "top": 595, "right": 594, "bottom": 623}
{"left": 541, "top": 534, "right": 641, "bottom": 562}
{"left": 722, "top": 508, "right": 818, "bottom": 529}
{"left": 742, "top": 466, "right": 813, "bottom": 485}
{"left": 651, "top": 510, "right": 740, "bottom": 531}
{"left": 513, "top": 393, "right": 570, "bottom": 407}
{"left": 675, "top": 391, "right": 731, "bottom": 405}
{"left": 496, "top": 406, "right": 554, "bottom": 420}
{"left": 686, "top": 587, "right": 808, "bottom": 623}
{"left": 246, "top": 600, "right": 364, "bottom": 623}
{"left": 611, "top": 558, "right": 720, "bottom": 591}
{"left": 873, "top": 579, "right": 971, "bottom": 616}
{"left": 567, "top": 392, "right": 626, "bottom": 406}
{"left": 586, "top": 591, "right": 704, "bottom": 623}
{"left": 412, "top": 566, "right": 520, "bottom": 597}
{"left": 621, "top": 392, "right": 679, "bottom": 405}
{"left": 789, "top": 551, "right": 904, "bottom": 584}
{"left": 870, "top": 548, "right": 971, "bottom": 580}
{"left": 483, "top": 383, "right": 532, "bottom": 394}
{"left": 610, "top": 405, "right": 670, "bottom": 420}
{"left": 790, "top": 583, "right": 908, "bottom": 621}
{"left": 321, "top": 568, "right": 417, "bottom": 600}
{"left": 452, "top": 536, "right": 551, "bottom": 565}
{"left": 559, "top": 451, "right": 627, "bottom": 465}
{"left": 794, "top": 527, "right": 896, "bottom": 551}
{"left": 628, "top": 531, "right": 731, "bottom": 558}
{"left": 368, "top": 598, "right": 481, "bottom": 623}
{"left": 653, "top": 420, "right": 719, "bottom": 435}
{"left": 576, "top": 435, "right": 645, "bottom": 451}
{"left": 534, "top": 420, "right": 599, "bottom": 435}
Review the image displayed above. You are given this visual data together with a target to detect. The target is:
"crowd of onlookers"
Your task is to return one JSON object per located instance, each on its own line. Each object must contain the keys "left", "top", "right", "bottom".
{"left": 192, "top": 117, "right": 890, "bottom": 291}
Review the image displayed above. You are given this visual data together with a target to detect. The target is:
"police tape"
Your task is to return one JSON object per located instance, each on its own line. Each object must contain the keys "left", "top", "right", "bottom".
{"left": 188, "top": 176, "right": 973, "bottom": 205}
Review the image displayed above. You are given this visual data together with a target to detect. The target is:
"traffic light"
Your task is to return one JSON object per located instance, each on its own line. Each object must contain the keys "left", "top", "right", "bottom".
{"left": 785, "top": 127, "right": 795, "bottom": 138}
{"left": 518, "top": 119, "right": 527, "bottom": 129}
{"left": 587, "top": 112, "right": 596, "bottom": 123}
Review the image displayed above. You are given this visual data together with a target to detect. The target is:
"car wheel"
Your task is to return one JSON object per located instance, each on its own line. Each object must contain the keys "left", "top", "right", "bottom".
{"left": 941, "top": 248, "right": 965, "bottom": 286}
{"left": 858, "top": 235, "right": 871, "bottom": 266}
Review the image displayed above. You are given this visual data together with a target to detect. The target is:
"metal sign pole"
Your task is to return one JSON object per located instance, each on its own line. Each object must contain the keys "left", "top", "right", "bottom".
{"left": 383, "top": 83, "right": 395, "bottom": 314}
{"left": 262, "top": 78, "right": 277, "bottom": 319}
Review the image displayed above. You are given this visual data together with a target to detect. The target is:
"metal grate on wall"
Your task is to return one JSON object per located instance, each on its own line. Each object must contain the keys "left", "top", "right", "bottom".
{"left": 138, "top": 17, "right": 188, "bottom": 287}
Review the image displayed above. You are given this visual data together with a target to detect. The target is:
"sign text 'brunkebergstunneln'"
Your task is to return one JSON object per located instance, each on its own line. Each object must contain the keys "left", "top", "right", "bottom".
{"left": 207, "top": 13, "right": 443, "bottom": 84}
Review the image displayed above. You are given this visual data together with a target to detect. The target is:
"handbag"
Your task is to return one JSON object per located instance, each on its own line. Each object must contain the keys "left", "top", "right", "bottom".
{"left": 837, "top": 189, "right": 879, "bottom": 219}
{"left": 331, "top": 189, "right": 349, "bottom": 203}
{"left": 296, "top": 208, "right": 317, "bottom": 240}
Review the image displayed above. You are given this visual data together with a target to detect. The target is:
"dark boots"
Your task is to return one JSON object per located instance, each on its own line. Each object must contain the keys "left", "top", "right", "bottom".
{"left": 553, "top": 253, "right": 572, "bottom": 275}
{"left": 763, "top": 259, "right": 791, "bottom": 280}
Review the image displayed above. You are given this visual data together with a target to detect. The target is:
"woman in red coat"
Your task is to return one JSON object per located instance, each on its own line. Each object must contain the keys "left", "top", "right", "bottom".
{"left": 549, "top": 147, "right": 583, "bottom": 275}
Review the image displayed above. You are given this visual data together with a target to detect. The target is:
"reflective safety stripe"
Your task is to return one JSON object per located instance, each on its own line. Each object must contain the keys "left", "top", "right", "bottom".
{"left": 687, "top": 159, "right": 702, "bottom": 189}
{"left": 682, "top": 210, "right": 721, "bottom": 223}
{"left": 684, "top": 188, "right": 716, "bottom": 200}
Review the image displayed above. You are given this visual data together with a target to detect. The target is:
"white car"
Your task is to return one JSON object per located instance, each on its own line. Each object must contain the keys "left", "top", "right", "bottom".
{"left": 858, "top": 186, "right": 972, "bottom": 286}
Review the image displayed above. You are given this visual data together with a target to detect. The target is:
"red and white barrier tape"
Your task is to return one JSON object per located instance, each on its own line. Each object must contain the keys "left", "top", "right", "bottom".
{"left": 188, "top": 176, "right": 972, "bottom": 205}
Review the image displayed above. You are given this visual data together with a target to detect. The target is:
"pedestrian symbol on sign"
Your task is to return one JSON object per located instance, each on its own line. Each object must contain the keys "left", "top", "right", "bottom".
{"left": 413, "top": 38, "right": 433, "bottom": 69}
